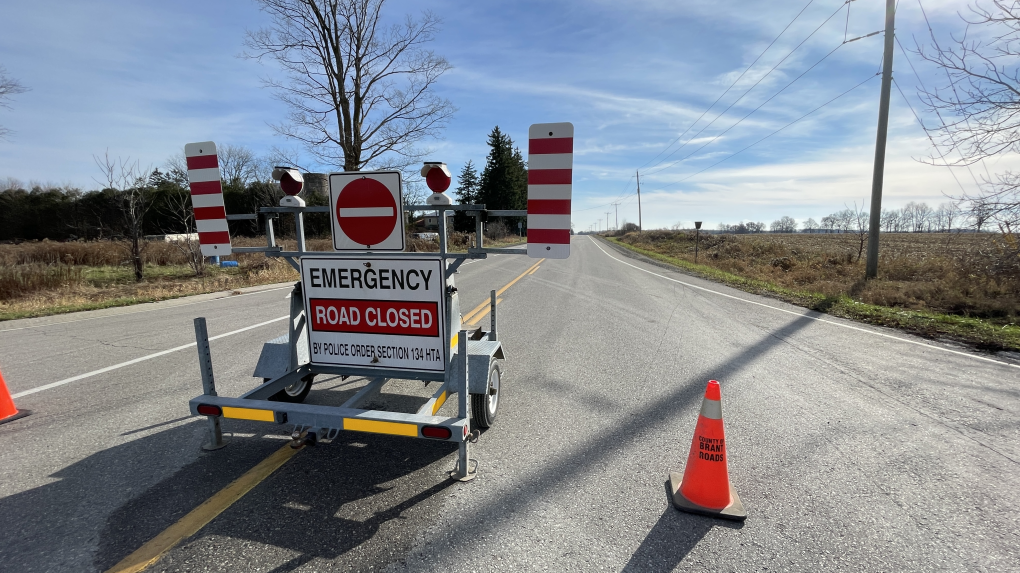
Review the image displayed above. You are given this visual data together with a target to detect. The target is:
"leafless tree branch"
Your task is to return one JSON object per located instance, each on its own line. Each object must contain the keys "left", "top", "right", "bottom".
{"left": 244, "top": 0, "right": 454, "bottom": 173}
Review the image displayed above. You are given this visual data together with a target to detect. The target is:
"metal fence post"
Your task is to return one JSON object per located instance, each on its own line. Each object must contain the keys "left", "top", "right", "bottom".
{"left": 194, "top": 317, "right": 224, "bottom": 451}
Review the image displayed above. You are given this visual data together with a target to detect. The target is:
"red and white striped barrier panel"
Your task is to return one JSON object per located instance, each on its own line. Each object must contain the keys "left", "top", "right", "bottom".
{"left": 185, "top": 141, "right": 232, "bottom": 256}
{"left": 527, "top": 122, "right": 573, "bottom": 259}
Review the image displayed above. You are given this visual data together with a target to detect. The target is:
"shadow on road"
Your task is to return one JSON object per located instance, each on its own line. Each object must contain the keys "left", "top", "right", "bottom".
{"left": 392, "top": 314, "right": 815, "bottom": 570}
{"left": 621, "top": 481, "right": 743, "bottom": 572}
{"left": 0, "top": 397, "right": 458, "bottom": 573}
{"left": 91, "top": 419, "right": 458, "bottom": 570}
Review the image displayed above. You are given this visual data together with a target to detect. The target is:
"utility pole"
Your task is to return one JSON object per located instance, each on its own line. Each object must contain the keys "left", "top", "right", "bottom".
{"left": 636, "top": 170, "right": 642, "bottom": 234}
{"left": 605, "top": 212, "right": 611, "bottom": 232}
{"left": 866, "top": 0, "right": 895, "bottom": 280}
{"left": 612, "top": 202, "right": 620, "bottom": 230}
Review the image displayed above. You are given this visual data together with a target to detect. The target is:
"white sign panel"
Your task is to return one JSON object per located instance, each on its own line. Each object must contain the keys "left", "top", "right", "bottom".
{"left": 328, "top": 171, "right": 406, "bottom": 251}
{"left": 302, "top": 255, "right": 446, "bottom": 373}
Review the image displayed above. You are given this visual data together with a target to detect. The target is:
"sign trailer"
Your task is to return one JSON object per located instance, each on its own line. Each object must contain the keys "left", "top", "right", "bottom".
{"left": 185, "top": 123, "right": 572, "bottom": 482}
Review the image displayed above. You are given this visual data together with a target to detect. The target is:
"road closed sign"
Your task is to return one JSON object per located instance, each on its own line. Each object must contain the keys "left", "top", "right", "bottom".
{"left": 301, "top": 255, "right": 446, "bottom": 373}
{"left": 329, "top": 171, "right": 406, "bottom": 251}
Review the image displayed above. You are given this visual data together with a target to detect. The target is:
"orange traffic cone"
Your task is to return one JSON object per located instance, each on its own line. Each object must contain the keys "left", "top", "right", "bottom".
{"left": 669, "top": 379, "right": 746, "bottom": 521}
{"left": 0, "top": 366, "right": 29, "bottom": 424}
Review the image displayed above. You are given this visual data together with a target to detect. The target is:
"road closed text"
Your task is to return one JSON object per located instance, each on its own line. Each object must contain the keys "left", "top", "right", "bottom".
{"left": 310, "top": 298, "right": 439, "bottom": 337}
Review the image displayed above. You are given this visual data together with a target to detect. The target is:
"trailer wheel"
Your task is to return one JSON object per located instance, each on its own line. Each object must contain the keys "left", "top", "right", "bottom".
{"left": 269, "top": 374, "right": 314, "bottom": 403}
{"left": 471, "top": 359, "right": 502, "bottom": 429}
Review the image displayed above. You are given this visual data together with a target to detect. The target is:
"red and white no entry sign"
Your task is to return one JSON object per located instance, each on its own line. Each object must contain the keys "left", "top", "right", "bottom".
{"left": 329, "top": 171, "right": 405, "bottom": 251}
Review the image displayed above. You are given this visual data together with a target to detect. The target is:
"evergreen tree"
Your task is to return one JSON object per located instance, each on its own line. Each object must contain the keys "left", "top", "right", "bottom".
{"left": 455, "top": 160, "right": 479, "bottom": 204}
{"left": 478, "top": 126, "right": 528, "bottom": 216}
{"left": 453, "top": 160, "right": 480, "bottom": 232}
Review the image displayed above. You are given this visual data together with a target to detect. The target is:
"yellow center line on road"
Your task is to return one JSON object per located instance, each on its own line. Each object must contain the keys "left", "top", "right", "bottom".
{"left": 106, "top": 444, "right": 298, "bottom": 573}
{"left": 460, "top": 259, "right": 544, "bottom": 325}
{"left": 109, "top": 255, "right": 547, "bottom": 572}
{"left": 466, "top": 298, "right": 503, "bottom": 328}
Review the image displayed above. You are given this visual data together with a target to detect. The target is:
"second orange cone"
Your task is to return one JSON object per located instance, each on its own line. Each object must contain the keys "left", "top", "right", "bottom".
{"left": 1, "top": 366, "right": 29, "bottom": 425}
{"left": 669, "top": 379, "right": 746, "bottom": 521}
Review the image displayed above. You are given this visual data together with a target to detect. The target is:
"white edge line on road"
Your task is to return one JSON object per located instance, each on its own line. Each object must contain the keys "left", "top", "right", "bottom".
{"left": 0, "top": 286, "right": 293, "bottom": 333}
{"left": 11, "top": 316, "right": 288, "bottom": 399}
{"left": 589, "top": 236, "right": 1019, "bottom": 370}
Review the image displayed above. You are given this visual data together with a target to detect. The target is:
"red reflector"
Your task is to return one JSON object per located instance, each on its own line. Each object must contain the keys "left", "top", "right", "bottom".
{"left": 197, "top": 404, "right": 222, "bottom": 416}
{"left": 421, "top": 425, "right": 452, "bottom": 440}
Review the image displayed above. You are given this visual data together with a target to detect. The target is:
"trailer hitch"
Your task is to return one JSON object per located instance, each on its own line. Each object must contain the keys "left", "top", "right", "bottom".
{"left": 290, "top": 429, "right": 318, "bottom": 449}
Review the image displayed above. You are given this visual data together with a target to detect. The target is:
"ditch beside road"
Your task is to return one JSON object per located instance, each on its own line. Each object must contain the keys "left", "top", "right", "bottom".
{"left": 605, "top": 231, "right": 1020, "bottom": 352}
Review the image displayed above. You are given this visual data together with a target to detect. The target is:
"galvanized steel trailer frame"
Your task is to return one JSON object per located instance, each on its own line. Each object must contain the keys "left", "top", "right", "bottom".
{"left": 189, "top": 204, "right": 527, "bottom": 480}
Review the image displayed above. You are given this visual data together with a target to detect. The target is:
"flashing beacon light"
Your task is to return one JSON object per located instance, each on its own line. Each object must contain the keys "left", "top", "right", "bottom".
{"left": 273, "top": 166, "right": 305, "bottom": 207}
{"left": 422, "top": 162, "right": 452, "bottom": 206}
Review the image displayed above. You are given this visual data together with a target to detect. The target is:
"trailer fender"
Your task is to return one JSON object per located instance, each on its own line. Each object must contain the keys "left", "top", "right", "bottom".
{"left": 253, "top": 332, "right": 310, "bottom": 380}
{"left": 449, "top": 339, "right": 505, "bottom": 395}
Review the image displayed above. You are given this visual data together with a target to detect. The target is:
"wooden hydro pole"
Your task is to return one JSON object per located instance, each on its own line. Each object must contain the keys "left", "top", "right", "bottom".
{"left": 866, "top": 0, "right": 896, "bottom": 279}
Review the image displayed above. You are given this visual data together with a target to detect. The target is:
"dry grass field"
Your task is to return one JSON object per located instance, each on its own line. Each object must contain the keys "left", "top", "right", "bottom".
{"left": 609, "top": 230, "right": 1020, "bottom": 350}
{"left": 0, "top": 232, "right": 504, "bottom": 320}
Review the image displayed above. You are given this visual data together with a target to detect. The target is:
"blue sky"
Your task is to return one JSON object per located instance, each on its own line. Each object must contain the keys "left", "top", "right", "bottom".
{"left": 0, "top": 0, "right": 1002, "bottom": 230}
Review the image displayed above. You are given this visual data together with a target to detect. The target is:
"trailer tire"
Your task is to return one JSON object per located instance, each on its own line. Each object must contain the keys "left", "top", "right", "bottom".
{"left": 268, "top": 374, "right": 314, "bottom": 403}
{"left": 471, "top": 359, "right": 502, "bottom": 429}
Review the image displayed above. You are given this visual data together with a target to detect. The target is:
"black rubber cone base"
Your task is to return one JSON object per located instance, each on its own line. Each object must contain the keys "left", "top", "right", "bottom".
{"left": 669, "top": 472, "right": 747, "bottom": 521}
{"left": 0, "top": 409, "right": 31, "bottom": 425}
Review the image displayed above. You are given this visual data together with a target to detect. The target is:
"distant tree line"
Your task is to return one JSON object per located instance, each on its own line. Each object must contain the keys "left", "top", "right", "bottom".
{"left": 0, "top": 144, "right": 332, "bottom": 243}
{"left": 710, "top": 200, "right": 983, "bottom": 235}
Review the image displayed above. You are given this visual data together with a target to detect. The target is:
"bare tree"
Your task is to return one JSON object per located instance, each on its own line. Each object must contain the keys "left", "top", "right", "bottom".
{"left": 969, "top": 199, "right": 994, "bottom": 231}
{"left": 94, "top": 151, "right": 150, "bottom": 281}
{"left": 160, "top": 190, "right": 206, "bottom": 277}
{"left": 244, "top": 0, "right": 455, "bottom": 172}
{"left": 770, "top": 215, "right": 797, "bottom": 233}
{"left": 0, "top": 66, "right": 28, "bottom": 140}
{"left": 218, "top": 144, "right": 261, "bottom": 188}
{"left": 801, "top": 217, "right": 818, "bottom": 232}
{"left": 914, "top": 1, "right": 1020, "bottom": 231}
{"left": 881, "top": 208, "right": 900, "bottom": 232}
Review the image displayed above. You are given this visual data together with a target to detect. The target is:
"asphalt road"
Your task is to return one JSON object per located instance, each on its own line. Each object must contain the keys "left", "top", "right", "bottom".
{"left": 1, "top": 236, "right": 1018, "bottom": 572}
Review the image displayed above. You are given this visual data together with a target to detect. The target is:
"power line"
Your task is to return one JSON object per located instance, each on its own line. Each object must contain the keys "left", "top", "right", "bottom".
{"left": 891, "top": 76, "right": 968, "bottom": 195}
{"left": 650, "top": 73, "right": 880, "bottom": 192}
{"left": 893, "top": 34, "right": 977, "bottom": 189}
{"left": 642, "top": 0, "right": 850, "bottom": 175}
{"left": 573, "top": 176, "right": 635, "bottom": 213}
{"left": 637, "top": 0, "right": 819, "bottom": 171}
{"left": 644, "top": 38, "right": 852, "bottom": 178}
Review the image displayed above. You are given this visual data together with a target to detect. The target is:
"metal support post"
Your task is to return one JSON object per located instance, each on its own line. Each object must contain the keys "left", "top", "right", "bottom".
{"left": 294, "top": 212, "right": 307, "bottom": 254}
{"left": 266, "top": 216, "right": 276, "bottom": 248}
{"left": 438, "top": 207, "right": 448, "bottom": 256}
{"left": 475, "top": 213, "right": 484, "bottom": 249}
{"left": 194, "top": 317, "right": 224, "bottom": 451}
{"left": 288, "top": 283, "right": 304, "bottom": 371}
{"left": 452, "top": 329, "right": 475, "bottom": 481}
{"left": 489, "top": 289, "right": 498, "bottom": 341}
